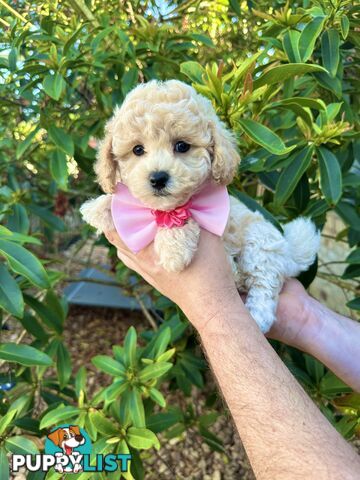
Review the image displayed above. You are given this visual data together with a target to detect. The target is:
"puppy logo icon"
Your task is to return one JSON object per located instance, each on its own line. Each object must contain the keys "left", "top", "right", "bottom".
{"left": 45, "top": 424, "right": 91, "bottom": 473}
{"left": 12, "top": 423, "right": 131, "bottom": 474}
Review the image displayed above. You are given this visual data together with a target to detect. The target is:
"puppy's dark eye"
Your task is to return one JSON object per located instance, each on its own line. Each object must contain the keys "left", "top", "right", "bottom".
{"left": 174, "top": 141, "right": 190, "bottom": 153}
{"left": 133, "top": 145, "right": 145, "bottom": 156}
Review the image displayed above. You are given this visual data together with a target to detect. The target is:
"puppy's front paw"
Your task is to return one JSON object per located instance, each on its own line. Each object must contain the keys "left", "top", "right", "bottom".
{"left": 80, "top": 195, "right": 114, "bottom": 233}
{"left": 158, "top": 247, "right": 192, "bottom": 272}
{"left": 154, "top": 219, "right": 200, "bottom": 273}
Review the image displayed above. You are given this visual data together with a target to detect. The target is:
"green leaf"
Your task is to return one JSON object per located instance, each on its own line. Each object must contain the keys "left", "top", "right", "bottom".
{"left": 299, "top": 17, "right": 325, "bottom": 62}
{"left": 313, "top": 71, "right": 342, "bottom": 98}
{"left": 282, "top": 30, "right": 301, "bottom": 63}
{"left": 0, "top": 343, "right": 52, "bottom": 367}
{"left": 63, "top": 24, "right": 85, "bottom": 55}
{"left": 321, "top": 30, "right": 340, "bottom": 78}
{"left": 50, "top": 150, "right": 68, "bottom": 190}
{"left": 127, "top": 427, "right": 160, "bottom": 450}
{"left": 124, "top": 327, "right": 137, "bottom": 368}
{"left": 320, "top": 372, "right": 352, "bottom": 397}
{"left": 43, "top": 73, "right": 65, "bottom": 100}
{"left": 40, "top": 405, "right": 80, "bottom": 429}
{"left": 303, "top": 198, "right": 329, "bottom": 219}
{"left": 324, "top": 102, "right": 343, "bottom": 123}
{"left": 28, "top": 205, "right": 66, "bottom": 232}
{"left": 0, "top": 228, "right": 40, "bottom": 246}
{"left": 180, "top": 61, "right": 205, "bottom": 83}
{"left": 347, "top": 297, "right": 360, "bottom": 311}
{"left": 229, "top": 0, "right": 241, "bottom": 17}
{"left": 345, "top": 248, "right": 360, "bottom": 264}
{"left": 165, "top": 423, "right": 186, "bottom": 439}
{"left": 199, "top": 412, "right": 218, "bottom": 428}
{"left": 199, "top": 425, "right": 226, "bottom": 454}
{"left": 146, "top": 409, "right": 183, "bottom": 433}
{"left": 48, "top": 125, "right": 74, "bottom": 156}
{"left": 0, "top": 409, "right": 17, "bottom": 436}
{"left": 269, "top": 97, "right": 326, "bottom": 111}
{"left": 92, "top": 355, "right": 127, "bottom": 377}
{"left": 293, "top": 173, "right": 310, "bottom": 212}
{"left": 9, "top": 395, "right": 32, "bottom": 419}
{"left": 0, "top": 264, "right": 23, "bottom": 317}
{"left": 5, "top": 436, "right": 38, "bottom": 455}
{"left": 304, "top": 354, "right": 324, "bottom": 385}
{"left": 253, "top": 63, "right": 326, "bottom": 89}
{"left": 0, "top": 239, "right": 49, "bottom": 288}
{"left": 157, "top": 348, "right": 176, "bottom": 363}
{"left": 7, "top": 204, "right": 30, "bottom": 235}
{"left": 229, "top": 188, "right": 283, "bottom": 232}
{"left": 317, "top": 147, "right": 342, "bottom": 205}
{"left": 45, "top": 289, "right": 67, "bottom": 323}
{"left": 16, "top": 126, "right": 40, "bottom": 159}
{"left": 237, "top": 118, "right": 296, "bottom": 155}
{"left": 75, "top": 366, "right": 87, "bottom": 397}
{"left": 138, "top": 362, "right": 172, "bottom": 382}
{"left": 342, "top": 264, "right": 360, "bottom": 280}
{"left": 340, "top": 15, "right": 350, "bottom": 40}
{"left": 121, "top": 68, "right": 138, "bottom": 96}
{"left": 0, "top": 447, "right": 9, "bottom": 480}
{"left": 335, "top": 416, "right": 358, "bottom": 439}
{"left": 274, "top": 147, "right": 313, "bottom": 206}
{"left": 335, "top": 202, "right": 360, "bottom": 231}
{"left": 149, "top": 388, "right": 166, "bottom": 408}
{"left": 18, "top": 313, "right": 48, "bottom": 341}
{"left": 88, "top": 411, "right": 119, "bottom": 436}
{"left": 24, "top": 294, "right": 63, "bottom": 334}
{"left": 8, "top": 47, "right": 17, "bottom": 71}
{"left": 231, "top": 52, "right": 262, "bottom": 87}
{"left": 189, "top": 33, "right": 214, "bottom": 48}
{"left": 103, "top": 379, "right": 128, "bottom": 402}
{"left": 153, "top": 327, "right": 171, "bottom": 359}
{"left": 56, "top": 342, "right": 72, "bottom": 389}
{"left": 129, "top": 388, "right": 145, "bottom": 428}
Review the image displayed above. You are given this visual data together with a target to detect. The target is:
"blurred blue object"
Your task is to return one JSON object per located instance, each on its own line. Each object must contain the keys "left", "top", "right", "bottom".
{"left": 63, "top": 267, "right": 151, "bottom": 310}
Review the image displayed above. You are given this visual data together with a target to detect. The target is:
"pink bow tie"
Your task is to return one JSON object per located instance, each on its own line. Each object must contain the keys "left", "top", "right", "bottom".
{"left": 111, "top": 181, "right": 230, "bottom": 253}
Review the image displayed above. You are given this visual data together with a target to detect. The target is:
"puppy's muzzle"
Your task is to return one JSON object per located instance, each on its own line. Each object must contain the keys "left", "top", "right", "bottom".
{"left": 149, "top": 171, "right": 170, "bottom": 192}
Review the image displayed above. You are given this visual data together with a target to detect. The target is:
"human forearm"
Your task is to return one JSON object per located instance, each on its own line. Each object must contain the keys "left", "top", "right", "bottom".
{"left": 192, "top": 295, "right": 360, "bottom": 480}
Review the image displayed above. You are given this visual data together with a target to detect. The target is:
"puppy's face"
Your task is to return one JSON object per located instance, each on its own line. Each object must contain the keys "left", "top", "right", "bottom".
{"left": 47, "top": 426, "right": 85, "bottom": 453}
{"left": 113, "top": 95, "right": 212, "bottom": 210}
{"left": 95, "top": 80, "right": 240, "bottom": 210}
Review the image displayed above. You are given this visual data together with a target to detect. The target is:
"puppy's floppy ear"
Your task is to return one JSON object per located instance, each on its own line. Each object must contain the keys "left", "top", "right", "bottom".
{"left": 47, "top": 429, "right": 62, "bottom": 446}
{"left": 69, "top": 425, "right": 81, "bottom": 436}
{"left": 94, "top": 119, "right": 118, "bottom": 194}
{"left": 209, "top": 117, "right": 240, "bottom": 185}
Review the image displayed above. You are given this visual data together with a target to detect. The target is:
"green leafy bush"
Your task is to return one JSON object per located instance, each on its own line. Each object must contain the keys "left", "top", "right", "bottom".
{"left": 0, "top": 0, "right": 359, "bottom": 478}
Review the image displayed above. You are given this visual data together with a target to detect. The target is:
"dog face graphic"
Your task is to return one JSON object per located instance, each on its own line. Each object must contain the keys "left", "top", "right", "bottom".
{"left": 47, "top": 425, "right": 85, "bottom": 455}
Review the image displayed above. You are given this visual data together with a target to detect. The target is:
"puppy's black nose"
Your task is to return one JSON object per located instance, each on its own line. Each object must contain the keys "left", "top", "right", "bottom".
{"left": 150, "top": 171, "right": 169, "bottom": 190}
{"left": 75, "top": 435, "right": 83, "bottom": 442}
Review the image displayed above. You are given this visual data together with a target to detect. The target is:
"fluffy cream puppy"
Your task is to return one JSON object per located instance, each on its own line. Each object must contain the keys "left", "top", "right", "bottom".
{"left": 81, "top": 80, "right": 320, "bottom": 332}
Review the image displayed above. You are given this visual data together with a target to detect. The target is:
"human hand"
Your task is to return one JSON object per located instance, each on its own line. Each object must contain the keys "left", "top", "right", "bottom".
{"left": 266, "top": 279, "right": 319, "bottom": 350}
{"left": 105, "top": 229, "right": 241, "bottom": 332}
{"left": 106, "top": 230, "right": 318, "bottom": 345}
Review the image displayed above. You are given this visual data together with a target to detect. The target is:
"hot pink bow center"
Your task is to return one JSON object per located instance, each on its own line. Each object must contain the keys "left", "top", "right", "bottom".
{"left": 151, "top": 201, "right": 192, "bottom": 228}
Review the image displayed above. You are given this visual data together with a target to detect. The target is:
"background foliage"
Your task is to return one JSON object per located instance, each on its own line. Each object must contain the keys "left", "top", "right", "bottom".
{"left": 0, "top": 0, "right": 359, "bottom": 478}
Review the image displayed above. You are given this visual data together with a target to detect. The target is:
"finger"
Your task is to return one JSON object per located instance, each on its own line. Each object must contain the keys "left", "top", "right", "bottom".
{"left": 104, "top": 230, "right": 128, "bottom": 251}
{"left": 117, "top": 249, "right": 136, "bottom": 270}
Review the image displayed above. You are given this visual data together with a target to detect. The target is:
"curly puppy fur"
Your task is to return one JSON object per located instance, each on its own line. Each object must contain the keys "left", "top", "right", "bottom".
{"left": 81, "top": 80, "right": 320, "bottom": 333}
